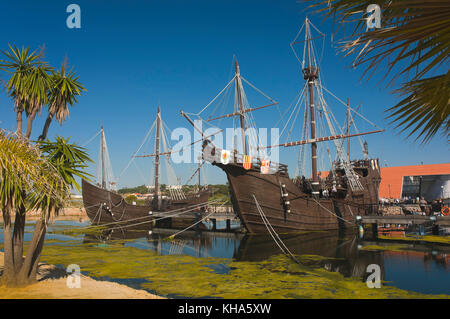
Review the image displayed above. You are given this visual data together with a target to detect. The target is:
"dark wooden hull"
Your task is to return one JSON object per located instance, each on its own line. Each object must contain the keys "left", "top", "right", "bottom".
{"left": 81, "top": 179, "right": 210, "bottom": 225}
{"left": 213, "top": 159, "right": 381, "bottom": 233}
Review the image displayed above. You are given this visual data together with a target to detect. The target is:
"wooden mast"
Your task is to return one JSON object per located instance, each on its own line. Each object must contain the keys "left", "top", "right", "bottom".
{"left": 347, "top": 98, "right": 350, "bottom": 163}
{"left": 198, "top": 161, "right": 201, "bottom": 190}
{"left": 100, "top": 126, "right": 106, "bottom": 189}
{"left": 346, "top": 98, "right": 350, "bottom": 162}
{"left": 154, "top": 106, "right": 161, "bottom": 208}
{"left": 303, "top": 18, "right": 319, "bottom": 193}
{"left": 235, "top": 60, "right": 247, "bottom": 156}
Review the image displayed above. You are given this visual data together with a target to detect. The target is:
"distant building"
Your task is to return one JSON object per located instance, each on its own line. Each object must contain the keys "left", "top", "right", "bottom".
{"left": 316, "top": 163, "right": 449, "bottom": 201}
{"left": 379, "top": 163, "right": 450, "bottom": 200}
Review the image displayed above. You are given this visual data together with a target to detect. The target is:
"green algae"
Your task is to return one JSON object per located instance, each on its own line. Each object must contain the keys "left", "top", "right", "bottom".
{"left": 378, "top": 235, "right": 450, "bottom": 245}
{"left": 37, "top": 239, "right": 449, "bottom": 299}
{"left": 50, "top": 225, "right": 108, "bottom": 237}
{"left": 3, "top": 221, "right": 449, "bottom": 299}
{"left": 294, "top": 254, "right": 343, "bottom": 267}
{"left": 360, "top": 244, "right": 409, "bottom": 252}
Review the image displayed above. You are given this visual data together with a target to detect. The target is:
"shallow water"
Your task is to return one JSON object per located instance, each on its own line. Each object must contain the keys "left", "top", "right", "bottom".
{"left": 1, "top": 220, "right": 449, "bottom": 298}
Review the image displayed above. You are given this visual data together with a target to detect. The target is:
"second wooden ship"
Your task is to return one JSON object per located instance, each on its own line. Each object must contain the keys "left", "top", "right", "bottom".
{"left": 82, "top": 106, "right": 210, "bottom": 225}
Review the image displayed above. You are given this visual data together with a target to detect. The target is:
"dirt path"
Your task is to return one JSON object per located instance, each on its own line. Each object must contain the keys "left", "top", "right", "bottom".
{"left": 0, "top": 252, "right": 165, "bottom": 299}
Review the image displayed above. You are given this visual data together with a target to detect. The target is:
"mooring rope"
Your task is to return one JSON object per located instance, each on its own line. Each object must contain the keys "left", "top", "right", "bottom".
{"left": 165, "top": 200, "right": 229, "bottom": 240}
{"left": 103, "top": 200, "right": 228, "bottom": 235}
{"left": 252, "top": 194, "right": 301, "bottom": 265}
{"left": 87, "top": 201, "right": 214, "bottom": 230}
{"left": 310, "top": 196, "right": 353, "bottom": 225}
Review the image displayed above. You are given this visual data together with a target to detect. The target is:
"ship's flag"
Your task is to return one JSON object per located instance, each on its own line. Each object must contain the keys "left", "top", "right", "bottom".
{"left": 261, "top": 160, "right": 270, "bottom": 174}
{"left": 221, "top": 149, "right": 231, "bottom": 165}
{"left": 243, "top": 155, "right": 252, "bottom": 170}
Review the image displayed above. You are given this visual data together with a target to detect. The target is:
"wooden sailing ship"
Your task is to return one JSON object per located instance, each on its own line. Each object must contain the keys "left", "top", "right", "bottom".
{"left": 181, "top": 18, "right": 383, "bottom": 233}
{"left": 82, "top": 106, "right": 210, "bottom": 225}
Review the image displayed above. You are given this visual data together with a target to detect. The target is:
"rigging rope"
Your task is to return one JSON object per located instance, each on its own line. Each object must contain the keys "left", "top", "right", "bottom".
{"left": 318, "top": 84, "right": 379, "bottom": 129}
{"left": 82, "top": 130, "right": 101, "bottom": 147}
{"left": 77, "top": 199, "right": 220, "bottom": 230}
{"left": 116, "top": 119, "right": 156, "bottom": 182}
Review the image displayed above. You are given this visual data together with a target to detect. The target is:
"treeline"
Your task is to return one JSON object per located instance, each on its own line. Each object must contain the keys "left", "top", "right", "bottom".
{"left": 117, "top": 185, "right": 149, "bottom": 194}
{"left": 117, "top": 184, "right": 231, "bottom": 202}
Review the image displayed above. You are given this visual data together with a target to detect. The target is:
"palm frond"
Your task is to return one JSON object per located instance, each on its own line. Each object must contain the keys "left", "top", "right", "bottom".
{"left": 0, "top": 131, "right": 68, "bottom": 212}
{"left": 305, "top": 0, "right": 450, "bottom": 142}
{"left": 48, "top": 64, "right": 87, "bottom": 124}
{"left": 387, "top": 71, "right": 450, "bottom": 143}
{"left": 38, "top": 136, "right": 93, "bottom": 193}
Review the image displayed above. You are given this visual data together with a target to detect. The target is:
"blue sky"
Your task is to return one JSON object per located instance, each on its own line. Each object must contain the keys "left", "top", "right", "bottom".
{"left": 0, "top": 0, "right": 448, "bottom": 189}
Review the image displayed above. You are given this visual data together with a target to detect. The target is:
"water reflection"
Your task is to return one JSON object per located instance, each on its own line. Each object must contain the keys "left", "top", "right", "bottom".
{"left": 2, "top": 219, "right": 447, "bottom": 295}
{"left": 236, "top": 231, "right": 385, "bottom": 282}
{"left": 80, "top": 222, "right": 449, "bottom": 295}
{"left": 82, "top": 222, "right": 244, "bottom": 259}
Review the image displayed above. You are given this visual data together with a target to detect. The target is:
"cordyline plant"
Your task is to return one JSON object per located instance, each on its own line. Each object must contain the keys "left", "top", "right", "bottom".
{"left": 0, "top": 132, "right": 92, "bottom": 286}
{"left": 39, "top": 64, "right": 87, "bottom": 141}
{"left": 0, "top": 44, "right": 87, "bottom": 141}
{"left": 0, "top": 45, "right": 42, "bottom": 137}
{"left": 305, "top": 0, "right": 450, "bottom": 143}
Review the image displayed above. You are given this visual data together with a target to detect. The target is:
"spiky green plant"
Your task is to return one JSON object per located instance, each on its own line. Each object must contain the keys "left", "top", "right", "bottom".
{"left": 39, "top": 65, "right": 87, "bottom": 141}
{"left": 0, "top": 45, "right": 41, "bottom": 136}
{"left": 24, "top": 64, "right": 53, "bottom": 139}
{"left": 0, "top": 131, "right": 91, "bottom": 286}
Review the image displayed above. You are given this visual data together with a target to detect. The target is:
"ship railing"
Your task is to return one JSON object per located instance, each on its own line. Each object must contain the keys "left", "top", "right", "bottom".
{"left": 202, "top": 144, "right": 288, "bottom": 175}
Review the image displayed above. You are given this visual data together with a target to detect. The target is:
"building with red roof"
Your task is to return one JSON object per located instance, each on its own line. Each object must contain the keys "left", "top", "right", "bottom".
{"left": 378, "top": 163, "right": 450, "bottom": 200}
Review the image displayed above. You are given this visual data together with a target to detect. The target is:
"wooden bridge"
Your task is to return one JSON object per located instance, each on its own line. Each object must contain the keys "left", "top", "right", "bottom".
{"left": 206, "top": 205, "right": 237, "bottom": 220}
{"left": 358, "top": 215, "right": 450, "bottom": 226}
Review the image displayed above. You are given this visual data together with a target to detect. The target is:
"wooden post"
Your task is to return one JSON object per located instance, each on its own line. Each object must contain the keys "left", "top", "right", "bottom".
{"left": 226, "top": 219, "right": 231, "bottom": 231}
{"left": 372, "top": 223, "right": 378, "bottom": 239}
{"left": 211, "top": 218, "right": 217, "bottom": 231}
{"left": 432, "top": 224, "right": 439, "bottom": 235}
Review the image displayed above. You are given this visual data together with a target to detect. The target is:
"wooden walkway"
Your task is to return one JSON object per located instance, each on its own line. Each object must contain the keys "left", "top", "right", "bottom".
{"left": 359, "top": 215, "right": 450, "bottom": 226}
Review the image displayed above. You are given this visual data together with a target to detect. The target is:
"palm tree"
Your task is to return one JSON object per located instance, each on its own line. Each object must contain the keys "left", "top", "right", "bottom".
{"left": 306, "top": 0, "right": 450, "bottom": 143}
{"left": 38, "top": 65, "right": 87, "bottom": 141}
{"left": 24, "top": 63, "right": 53, "bottom": 139}
{"left": 0, "top": 45, "right": 41, "bottom": 136}
{"left": 0, "top": 131, "right": 92, "bottom": 286}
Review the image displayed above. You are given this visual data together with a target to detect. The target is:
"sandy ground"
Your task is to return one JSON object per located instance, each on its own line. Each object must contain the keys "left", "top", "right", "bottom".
{"left": 0, "top": 253, "right": 165, "bottom": 299}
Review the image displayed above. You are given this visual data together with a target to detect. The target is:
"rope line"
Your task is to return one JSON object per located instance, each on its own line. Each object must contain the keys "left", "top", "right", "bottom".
{"left": 310, "top": 196, "right": 353, "bottom": 225}
{"left": 81, "top": 130, "right": 101, "bottom": 147}
{"left": 252, "top": 194, "right": 301, "bottom": 265}
{"left": 77, "top": 199, "right": 219, "bottom": 230}
{"left": 166, "top": 200, "right": 229, "bottom": 239}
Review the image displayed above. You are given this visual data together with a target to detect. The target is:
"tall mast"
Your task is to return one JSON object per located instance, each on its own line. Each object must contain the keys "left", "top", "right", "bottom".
{"left": 154, "top": 106, "right": 161, "bottom": 207}
{"left": 100, "top": 126, "right": 106, "bottom": 189}
{"left": 198, "top": 161, "right": 201, "bottom": 189}
{"left": 235, "top": 60, "right": 247, "bottom": 156}
{"left": 302, "top": 18, "right": 319, "bottom": 191}
{"left": 346, "top": 98, "right": 350, "bottom": 162}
